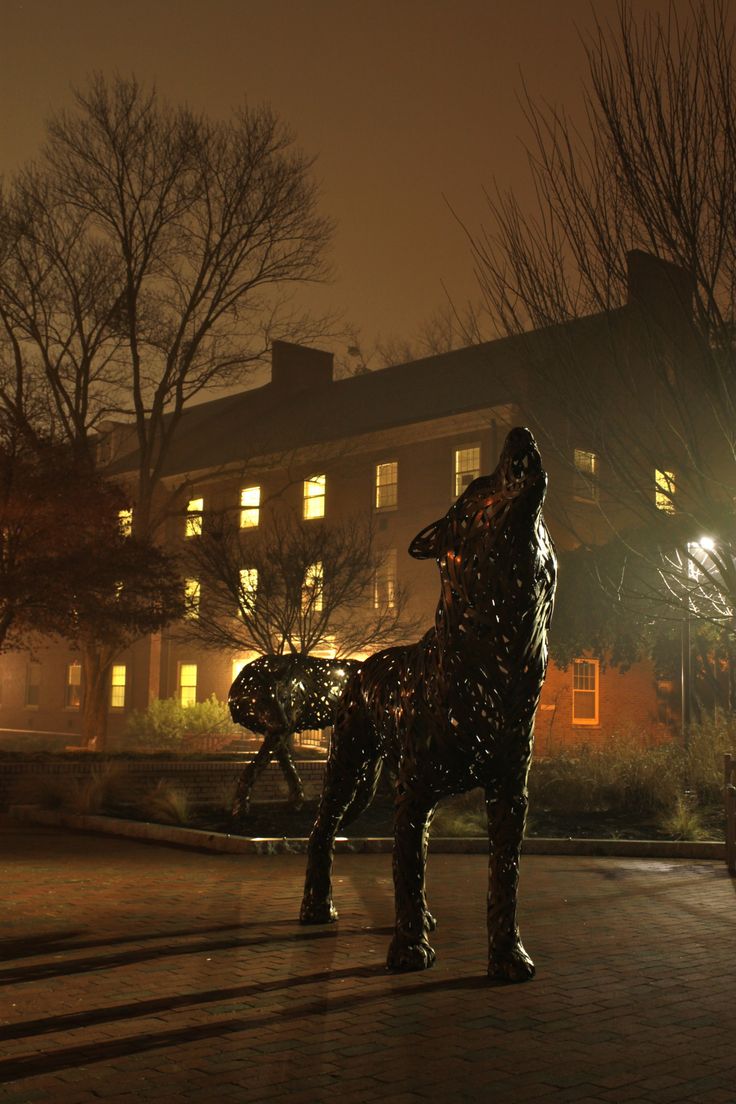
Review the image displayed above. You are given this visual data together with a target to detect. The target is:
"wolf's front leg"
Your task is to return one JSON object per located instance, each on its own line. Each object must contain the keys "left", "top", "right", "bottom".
{"left": 485, "top": 782, "right": 534, "bottom": 982}
{"left": 386, "top": 788, "right": 436, "bottom": 971}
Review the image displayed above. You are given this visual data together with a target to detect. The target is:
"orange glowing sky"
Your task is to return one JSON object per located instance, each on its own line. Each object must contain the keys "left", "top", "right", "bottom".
{"left": 0, "top": 0, "right": 685, "bottom": 353}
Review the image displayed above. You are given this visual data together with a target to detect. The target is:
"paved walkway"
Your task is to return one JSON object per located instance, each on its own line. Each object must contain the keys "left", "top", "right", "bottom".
{"left": 0, "top": 824, "right": 734, "bottom": 1104}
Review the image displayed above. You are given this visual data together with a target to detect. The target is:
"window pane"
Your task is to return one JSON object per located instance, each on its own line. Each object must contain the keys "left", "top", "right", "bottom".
{"left": 375, "top": 462, "right": 398, "bottom": 510}
{"left": 454, "top": 446, "right": 480, "bottom": 498}
{"left": 303, "top": 475, "right": 326, "bottom": 519}
{"left": 185, "top": 497, "right": 204, "bottom": 537}
{"left": 374, "top": 548, "right": 397, "bottom": 609}
{"left": 239, "top": 568, "right": 258, "bottom": 612}
{"left": 572, "top": 659, "right": 599, "bottom": 724}
{"left": 118, "top": 508, "right": 133, "bottom": 537}
{"left": 66, "top": 661, "right": 82, "bottom": 709}
{"left": 303, "top": 561, "right": 324, "bottom": 611}
{"left": 574, "top": 449, "right": 598, "bottom": 501}
{"left": 110, "top": 664, "right": 126, "bottom": 709}
{"left": 240, "top": 486, "right": 260, "bottom": 528}
{"left": 179, "top": 663, "right": 197, "bottom": 707}
{"left": 184, "top": 578, "right": 200, "bottom": 618}
{"left": 655, "top": 469, "right": 676, "bottom": 513}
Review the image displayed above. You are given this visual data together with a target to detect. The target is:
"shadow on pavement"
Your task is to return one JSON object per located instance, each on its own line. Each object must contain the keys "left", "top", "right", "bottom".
{"left": 0, "top": 968, "right": 489, "bottom": 1084}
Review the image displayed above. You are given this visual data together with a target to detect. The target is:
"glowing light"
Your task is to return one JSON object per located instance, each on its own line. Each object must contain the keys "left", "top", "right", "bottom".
{"left": 699, "top": 536, "right": 715, "bottom": 552}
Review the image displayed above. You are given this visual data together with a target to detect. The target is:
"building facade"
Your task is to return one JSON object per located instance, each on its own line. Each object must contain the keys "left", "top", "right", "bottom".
{"left": 0, "top": 257, "right": 688, "bottom": 752}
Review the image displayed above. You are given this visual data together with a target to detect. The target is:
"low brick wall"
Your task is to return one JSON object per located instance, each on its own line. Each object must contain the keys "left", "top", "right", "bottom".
{"left": 0, "top": 757, "right": 327, "bottom": 810}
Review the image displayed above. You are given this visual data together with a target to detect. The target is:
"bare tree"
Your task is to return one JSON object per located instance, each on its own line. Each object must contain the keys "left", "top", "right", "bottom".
{"left": 0, "top": 74, "right": 333, "bottom": 744}
{"left": 180, "top": 509, "right": 416, "bottom": 661}
{"left": 467, "top": 0, "right": 736, "bottom": 649}
{"left": 339, "top": 300, "right": 483, "bottom": 377}
{"left": 0, "top": 74, "right": 333, "bottom": 530}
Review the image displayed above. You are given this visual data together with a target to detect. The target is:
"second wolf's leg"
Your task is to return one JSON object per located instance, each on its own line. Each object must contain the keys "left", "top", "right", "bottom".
{"left": 273, "top": 735, "right": 306, "bottom": 809}
{"left": 231, "top": 732, "right": 282, "bottom": 820}
{"left": 300, "top": 706, "right": 374, "bottom": 924}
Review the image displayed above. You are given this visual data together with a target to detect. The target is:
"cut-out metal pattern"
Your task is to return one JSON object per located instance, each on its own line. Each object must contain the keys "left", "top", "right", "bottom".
{"left": 228, "top": 654, "right": 359, "bottom": 818}
{"left": 300, "top": 427, "right": 557, "bottom": 981}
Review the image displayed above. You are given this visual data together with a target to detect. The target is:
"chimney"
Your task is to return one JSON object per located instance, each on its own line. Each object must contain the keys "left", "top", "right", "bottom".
{"left": 270, "top": 340, "right": 334, "bottom": 394}
{"left": 626, "top": 250, "right": 694, "bottom": 326}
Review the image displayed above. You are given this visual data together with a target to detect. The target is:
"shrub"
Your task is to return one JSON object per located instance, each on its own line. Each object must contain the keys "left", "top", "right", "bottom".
{"left": 12, "top": 763, "right": 129, "bottom": 814}
{"left": 138, "top": 779, "right": 191, "bottom": 825}
{"left": 122, "top": 694, "right": 240, "bottom": 750}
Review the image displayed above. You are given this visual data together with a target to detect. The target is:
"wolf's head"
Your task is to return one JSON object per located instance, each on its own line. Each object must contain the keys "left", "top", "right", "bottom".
{"left": 408, "top": 427, "right": 547, "bottom": 564}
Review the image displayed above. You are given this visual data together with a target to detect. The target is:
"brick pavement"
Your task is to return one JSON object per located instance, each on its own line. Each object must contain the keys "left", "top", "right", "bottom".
{"left": 0, "top": 823, "right": 734, "bottom": 1104}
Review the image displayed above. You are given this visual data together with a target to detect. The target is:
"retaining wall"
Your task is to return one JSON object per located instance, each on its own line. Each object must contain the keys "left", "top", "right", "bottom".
{"left": 0, "top": 757, "right": 328, "bottom": 809}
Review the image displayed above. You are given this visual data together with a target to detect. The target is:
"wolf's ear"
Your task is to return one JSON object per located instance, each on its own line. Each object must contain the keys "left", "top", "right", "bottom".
{"left": 408, "top": 518, "right": 443, "bottom": 560}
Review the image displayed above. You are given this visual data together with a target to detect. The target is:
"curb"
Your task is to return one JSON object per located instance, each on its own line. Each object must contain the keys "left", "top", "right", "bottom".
{"left": 8, "top": 805, "right": 727, "bottom": 861}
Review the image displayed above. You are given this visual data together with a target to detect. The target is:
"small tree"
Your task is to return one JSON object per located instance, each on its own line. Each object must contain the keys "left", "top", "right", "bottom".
{"left": 180, "top": 509, "right": 415, "bottom": 661}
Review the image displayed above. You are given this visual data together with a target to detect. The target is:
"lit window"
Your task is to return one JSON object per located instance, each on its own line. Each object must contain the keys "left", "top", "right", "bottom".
{"left": 655, "top": 469, "right": 676, "bottom": 514}
{"left": 25, "top": 662, "right": 40, "bottom": 708}
{"left": 110, "top": 665, "right": 126, "bottom": 709}
{"left": 303, "top": 475, "right": 326, "bottom": 519}
{"left": 374, "top": 548, "right": 397, "bottom": 609}
{"left": 240, "top": 486, "right": 260, "bottom": 528}
{"left": 239, "top": 567, "right": 258, "bottom": 613}
{"left": 185, "top": 497, "right": 204, "bottom": 538}
{"left": 118, "top": 508, "right": 133, "bottom": 537}
{"left": 454, "top": 446, "right": 480, "bottom": 498}
{"left": 572, "top": 659, "right": 599, "bottom": 725}
{"left": 303, "top": 561, "right": 324, "bottom": 612}
{"left": 375, "top": 462, "right": 398, "bottom": 510}
{"left": 184, "top": 578, "right": 201, "bottom": 618}
{"left": 574, "top": 449, "right": 598, "bottom": 502}
{"left": 66, "top": 661, "right": 82, "bottom": 709}
{"left": 178, "top": 663, "right": 197, "bottom": 707}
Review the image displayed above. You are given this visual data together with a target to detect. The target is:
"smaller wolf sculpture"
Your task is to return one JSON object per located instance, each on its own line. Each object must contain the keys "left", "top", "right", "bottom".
{"left": 228, "top": 654, "right": 359, "bottom": 818}
{"left": 300, "top": 427, "right": 556, "bottom": 981}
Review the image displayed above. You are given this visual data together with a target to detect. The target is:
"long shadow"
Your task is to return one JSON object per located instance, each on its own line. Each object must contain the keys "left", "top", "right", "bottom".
{"left": 0, "top": 969, "right": 488, "bottom": 1084}
{"left": 0, "top": 921, "right": 269, "bottom": 962}
{"left": 0, "top": 926, "right": 340, "bottom": 986}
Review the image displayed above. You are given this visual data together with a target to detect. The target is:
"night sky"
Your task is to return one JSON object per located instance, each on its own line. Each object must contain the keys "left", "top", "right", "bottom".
{"left": 1, "top": 0, "right": 682, "bottom": 351}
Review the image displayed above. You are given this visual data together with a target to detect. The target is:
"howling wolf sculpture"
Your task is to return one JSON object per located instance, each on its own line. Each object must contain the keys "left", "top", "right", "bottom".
{"left": 228, "top": 654, "right": 359, "bottom": 818}
{"left": 300, "top": 427, "right": 556, "bottom": 982}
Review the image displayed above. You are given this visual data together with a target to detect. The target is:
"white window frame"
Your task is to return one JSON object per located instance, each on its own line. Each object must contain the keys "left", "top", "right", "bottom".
{"left": 303, "top": 475, "right": 326, "bottom": 520}
{"left": 572, "top": 659, "right": 600, "bottom": 726}
{"left": 185, "top": 497, "right": 204, "bottom": 538}
{"left": 453, "top": 444, "right": 481, "bottom": 499}
{"left": 375, "top": 461, "right": 398, "bottom": 511}
{"left": 240, "top": 485, "right": 261, "bottom": 529}
{"left": 178, "top": 663, "right": 198, "bottom": 708}
{"left": 110, "top": 664, "right": 127, "bottom": 710}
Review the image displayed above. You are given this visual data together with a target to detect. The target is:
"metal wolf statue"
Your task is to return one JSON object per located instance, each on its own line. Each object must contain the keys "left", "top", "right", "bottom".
{"left": 228, "top": 654, "right": 359, "bottom": 818}
{"left": 300, "top": 427, "right": 556, "bottom": 982}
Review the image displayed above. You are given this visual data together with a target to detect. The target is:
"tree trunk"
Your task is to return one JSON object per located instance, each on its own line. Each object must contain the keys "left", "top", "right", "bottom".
{"left": 81, "top": 641, "right": 113, "bottom": 752}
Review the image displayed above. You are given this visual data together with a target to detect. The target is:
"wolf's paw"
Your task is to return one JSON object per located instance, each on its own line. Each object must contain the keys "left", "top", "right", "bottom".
{"left": 487, "top": 941, "right": 535, "bottom": 983}
{"left": 386, "top": 936, "right": 436, "bottom": 972}
{"left": 299, "top": 897, "right": 338, "bottom": 925}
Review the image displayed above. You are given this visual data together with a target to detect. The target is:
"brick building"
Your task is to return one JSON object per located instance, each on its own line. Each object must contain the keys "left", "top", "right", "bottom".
{"left": 0, "top": 253, "right": 686, "bottom": 752}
